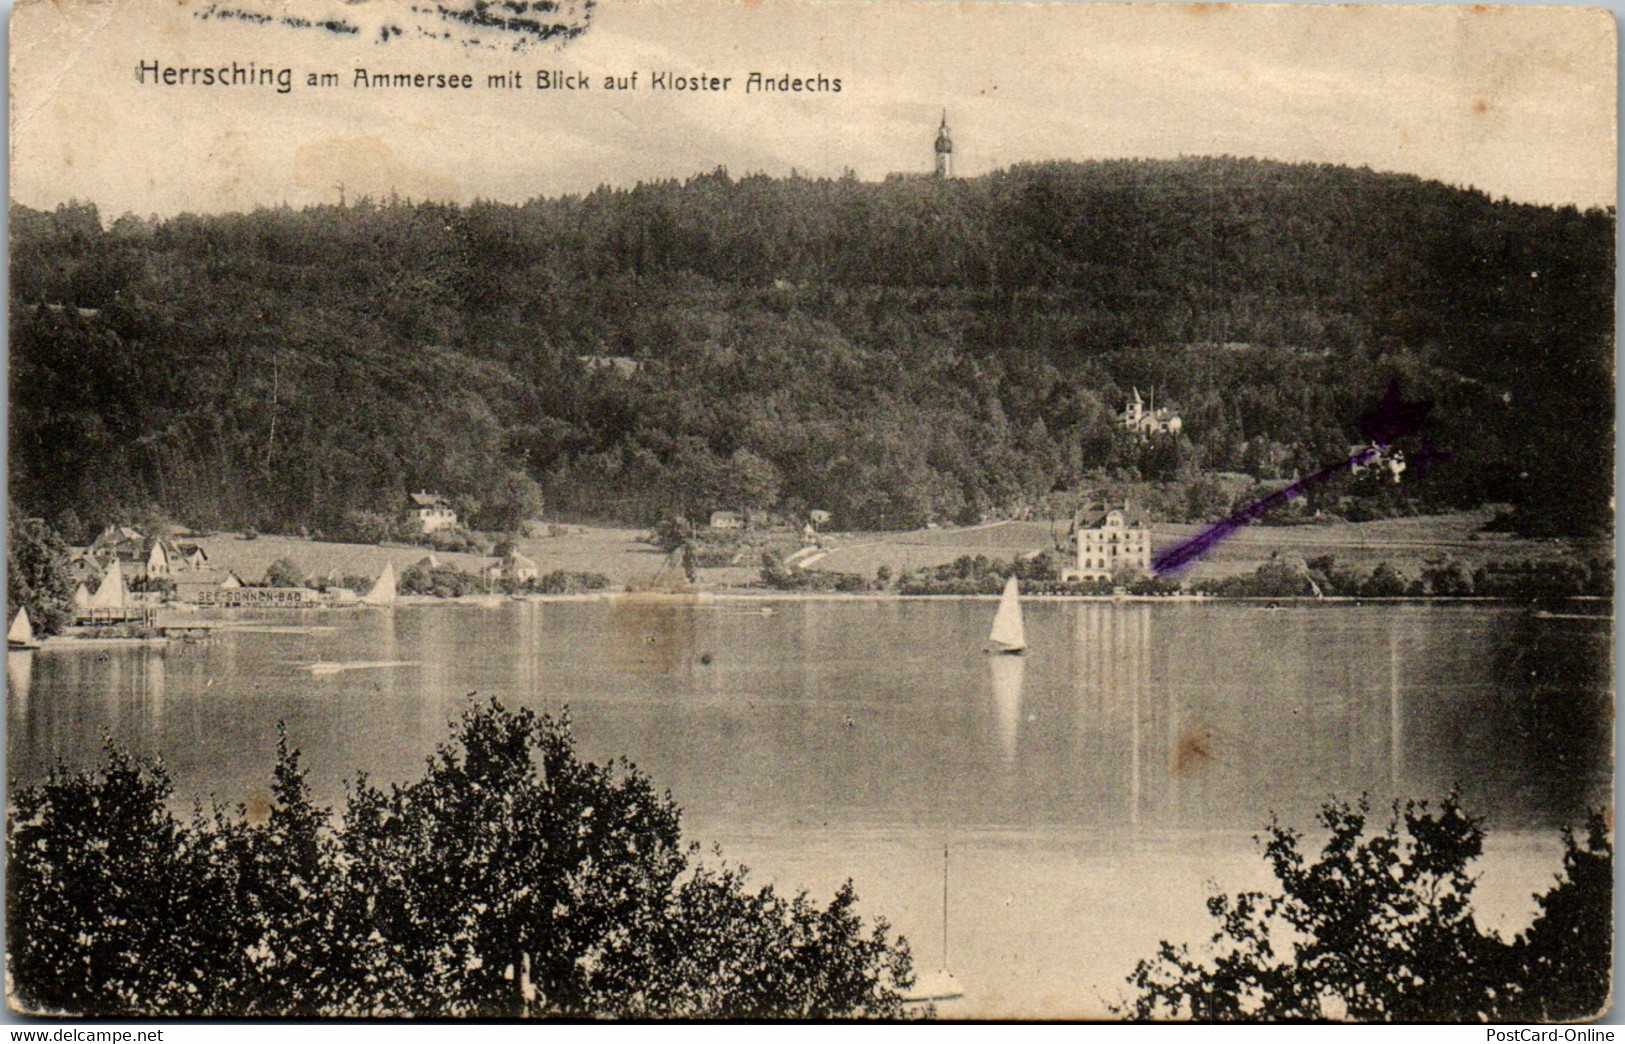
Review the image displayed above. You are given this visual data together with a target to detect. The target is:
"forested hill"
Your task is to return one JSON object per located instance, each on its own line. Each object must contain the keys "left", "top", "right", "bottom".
{"left": 9, "top": 157, "right": 1613, "bottom": 540}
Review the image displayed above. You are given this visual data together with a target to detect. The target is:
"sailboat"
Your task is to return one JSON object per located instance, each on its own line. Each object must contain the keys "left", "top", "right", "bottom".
{"left": 89, "top": 559, "right": 129, "bottom": 610}
{"left": 8, "top": 607, "right": 41, "bottom": 649}
{"left": 361, "top": 561, "right": 397, "bottom": 606}
{"left": 903, "top": 845, "right": 966, "bottom": 1004}
{"left": 986, "top": 575, "right": 1026, "bottom": 655}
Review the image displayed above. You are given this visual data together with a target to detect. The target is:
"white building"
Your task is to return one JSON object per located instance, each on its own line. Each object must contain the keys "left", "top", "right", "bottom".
{"left": 492, "top": 550, "right": 538, "bottom": 584}
{"left": 1121, "top": 388, "right": 1182, "bottom": 437}
{"left": 1067, "top": 505, "right": 1152, "bottom": 583}
{"left": 410, "top": 492, "right": 458, "bottom": 534}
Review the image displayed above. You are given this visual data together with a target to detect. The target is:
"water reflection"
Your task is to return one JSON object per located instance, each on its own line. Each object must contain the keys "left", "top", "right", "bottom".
{"left": 1389, "top": 621, "right": 1403, "bottom": 796}
{"left": 8, "top": 649, "right": 33, "bottom": 715}
{"left": 6, "top": 601, "right": 1611, "bottom": 1017}
{"left": 8, "top": 603, "right": 1608, "bottom": 839}
{"left": 986, "top": 654, "right": 1025, "bottom": 763}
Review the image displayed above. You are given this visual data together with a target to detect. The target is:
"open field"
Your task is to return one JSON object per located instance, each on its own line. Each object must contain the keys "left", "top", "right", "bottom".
{"left": 179, "top": 508, "right": 1598, "bottom": 594}
{"left": 185, "top": 534, "right": 493, "bottom": 586}
{"left": 802, "top": 509, "right": 1597, "bottom": 583}
{"left": 184, "top": 527, "right": 666, "bottom": 589}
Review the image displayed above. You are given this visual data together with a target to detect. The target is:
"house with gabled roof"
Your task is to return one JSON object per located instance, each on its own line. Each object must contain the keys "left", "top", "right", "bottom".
{"left": 1067, "top": 504, "right": 1152, "bottom": 582}
{"left": 410, "top": 492, "right": 458, "bottom": 534}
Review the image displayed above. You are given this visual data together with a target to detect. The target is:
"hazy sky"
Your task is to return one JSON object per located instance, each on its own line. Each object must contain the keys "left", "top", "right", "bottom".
{"left": 8, "top": 0, "right": 1617, "bottom": 216}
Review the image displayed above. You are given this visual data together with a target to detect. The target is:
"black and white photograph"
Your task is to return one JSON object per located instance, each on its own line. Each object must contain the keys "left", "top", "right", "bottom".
{"left": 4, "top": 0, "right": 1615, "bottom": 1022}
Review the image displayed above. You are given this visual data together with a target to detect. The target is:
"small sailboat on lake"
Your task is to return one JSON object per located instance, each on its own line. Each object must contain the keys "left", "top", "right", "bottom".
{"left": 361, "top": 561, "right": 397, "bottom": 606}
{"left": 903, "top": 845, "right": 966, "bottom": 1005}
{"left": 986, "top": 576, "right": 1026, "bottom": 655}
{"left": 8, "top": 607, "right": 41, "bottom": 649}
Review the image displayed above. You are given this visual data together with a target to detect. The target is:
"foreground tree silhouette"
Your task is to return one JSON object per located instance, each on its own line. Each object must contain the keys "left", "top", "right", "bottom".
{"left": 1121, "top": 795, "right": 1611, "bottom": 1022}
{"left": 8, "top": 699, "right": 914, "bottom": 1017}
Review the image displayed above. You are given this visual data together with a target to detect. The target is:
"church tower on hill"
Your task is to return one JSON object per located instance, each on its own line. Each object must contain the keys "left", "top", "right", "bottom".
{"left": 934, "top": 111, "right": 953, "bottom": 178}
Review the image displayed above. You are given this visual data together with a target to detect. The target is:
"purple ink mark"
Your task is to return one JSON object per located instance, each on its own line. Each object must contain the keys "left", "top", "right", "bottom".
{"left": 1152, "top": 380, "right": 1452, "bottom": 576}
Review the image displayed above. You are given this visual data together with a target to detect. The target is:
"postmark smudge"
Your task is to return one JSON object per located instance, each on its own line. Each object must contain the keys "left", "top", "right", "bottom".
{"left": 195, "top": 0, "right": 594, "bottom": 50}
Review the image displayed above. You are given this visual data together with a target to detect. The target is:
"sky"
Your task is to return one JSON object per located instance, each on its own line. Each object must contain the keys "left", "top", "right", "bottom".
{"left": 7, "top": 0, "right": 1618, "bottom": 217}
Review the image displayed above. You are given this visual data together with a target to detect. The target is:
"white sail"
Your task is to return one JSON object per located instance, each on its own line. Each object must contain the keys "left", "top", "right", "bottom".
{"left": 8, "top": 607, "right": 35, "bottom": 647}
{"left": 988, "top": 575, "right": 1026, "bottom": 653}
{"left": 88, "top": 560, "right": 128, "bottom": 609}
{"left": 73, "top": 583, "right": 92, "bottom": 609}
{"left": 362, "top": 561, "right": 397, "bottom": 605}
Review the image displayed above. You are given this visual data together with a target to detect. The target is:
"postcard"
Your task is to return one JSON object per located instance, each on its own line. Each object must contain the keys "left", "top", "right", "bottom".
{"left": 6, "top": 0, "right": 1615, "bottom": 1021}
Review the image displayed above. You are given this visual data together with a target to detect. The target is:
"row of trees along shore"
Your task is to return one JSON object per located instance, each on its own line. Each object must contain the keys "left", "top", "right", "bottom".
{"left": 797, "top": 552, "right": 1610, "bottom": 600}
{"left": 6, "top": 513, "right": 1606, "bottom": 643}
{"left": 10, "top": 158, "right": 1613, "bottom": 540}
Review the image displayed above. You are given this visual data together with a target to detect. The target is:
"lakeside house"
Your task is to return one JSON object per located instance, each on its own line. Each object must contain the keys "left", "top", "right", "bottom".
{"left": 68, "top": 551, "right": 102, "bottom": 586}
{"left": 172, "top": 569, "right": 243, "bottom": 604}
{"left": 1066, "top": 504, "right": 1152, "bottom": 582}
{"left": 489, "top": 550, "right": 538, "bottom": 584}
{"left": 410, "top": 492, "right": 457, "bottom": 534}
{"left": 145, "top": 539, "right": 171, "bottom": 580}
{"left": 77, "top": 529, "right": 212, "bottom": 588}
{"left": 90, "top": 526, "right": 148, "bottom": 570}
{"left": 175, "top": 543, "right": 209, "bottom": 570}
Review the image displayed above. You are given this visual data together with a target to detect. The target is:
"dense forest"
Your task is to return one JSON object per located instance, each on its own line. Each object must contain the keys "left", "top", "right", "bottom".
{"left": 9, "top": 157, "right": 1613, "bottom": 539}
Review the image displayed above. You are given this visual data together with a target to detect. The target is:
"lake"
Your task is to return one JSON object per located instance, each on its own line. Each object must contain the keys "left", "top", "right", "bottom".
{"left": 7, "top": 599, "right": 1612, "bottom": 1018}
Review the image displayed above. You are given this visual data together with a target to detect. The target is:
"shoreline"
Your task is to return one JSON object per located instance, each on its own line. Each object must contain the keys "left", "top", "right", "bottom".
{"left": 70, "top": 589, "right": 1612, "bottom": 612}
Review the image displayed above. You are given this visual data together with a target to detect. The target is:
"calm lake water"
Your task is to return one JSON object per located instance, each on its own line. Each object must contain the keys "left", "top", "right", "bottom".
{"left": 7, "top": 600, "right": 1612, "bottom": 1018}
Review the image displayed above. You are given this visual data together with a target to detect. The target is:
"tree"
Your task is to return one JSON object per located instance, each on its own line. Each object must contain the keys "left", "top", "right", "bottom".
{"left": 262, "top": 556, "right": 306, "bottom": 589}
{"left": 1359, "top": 562, "right": 1411, "bottom": 598}
{"left": 1120, "top": 794, "right": 1612, "bottom": 1022}
{"left": 7, "top": 513, "right": 74, "bottom": 636}
{"left": 1184, "top": 476, "right": 1230, "bottom": 523}
{"left": 9, "top": 747, "right": 199, "bottom": 1015}
{"left": 8, "top": 698, "right": 916, "bottom": 1018}
{"left": 1422, "top": 560, "right": 1475, "bottom": 597}
{"left": 339, "top": 699, "right": 689, "bottom": 1016}
{"left": 476, "top": 470, "right": 545, "bottom": 532}
{"left": 1509, "top": 812, "right": 1613, "bottom": 1020}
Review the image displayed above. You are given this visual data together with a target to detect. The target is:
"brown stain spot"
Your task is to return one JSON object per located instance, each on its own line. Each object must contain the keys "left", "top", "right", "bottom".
{"left": 1171, "top": 730, "right": 1215, "bottom": 776}
{"left": 1473, "top": 97, "right": 1492, "bottom": 115}
{"left": 244, "top": 791, "right": 272, "bottom": 827}
{"left": 1182, "top": 3, "right": 1231, "bottom": 16}
{"left": 609, "top": 591, "right": 698, "bottom": 675}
